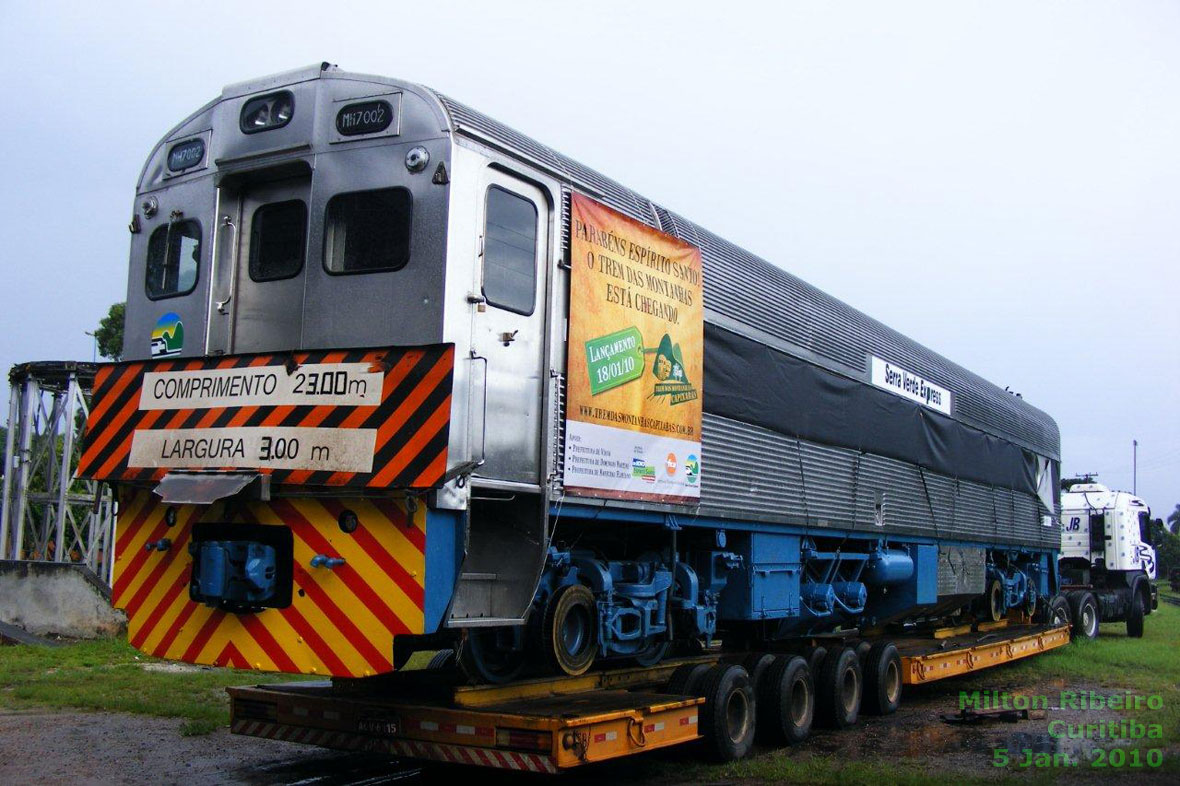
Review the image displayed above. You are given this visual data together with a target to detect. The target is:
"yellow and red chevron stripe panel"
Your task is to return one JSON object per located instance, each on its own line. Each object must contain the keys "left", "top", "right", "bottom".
{"left": 113, "top": 489, "right": 424, "bottom": 677}
{"left": 77, "top": 344, "right": 454, "bottom": 489}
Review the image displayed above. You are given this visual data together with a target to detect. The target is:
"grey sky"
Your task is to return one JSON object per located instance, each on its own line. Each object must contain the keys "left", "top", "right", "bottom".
{"left": 1, "top": 1, "right": 1176, "bottom": 512}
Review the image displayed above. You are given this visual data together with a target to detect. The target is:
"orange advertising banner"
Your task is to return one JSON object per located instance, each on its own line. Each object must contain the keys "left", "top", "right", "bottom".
{"left": 563, "top": 193, "right": 703, "bottom": 503}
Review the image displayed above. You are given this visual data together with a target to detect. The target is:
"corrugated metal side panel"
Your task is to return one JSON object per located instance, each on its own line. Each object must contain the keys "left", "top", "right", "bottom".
{"left": 424, "top": 88, "right": 1059, "bottom": 460}
{"left": 700, "top": 414, "right": 1057, "bottom": 550}
{"left": 434, "top": 93, "right": 658, "bottom": 227}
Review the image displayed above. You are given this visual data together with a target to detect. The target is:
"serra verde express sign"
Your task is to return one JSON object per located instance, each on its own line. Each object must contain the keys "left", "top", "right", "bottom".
{"left": 563, "top": 193, "right": 703, "bottom": 503}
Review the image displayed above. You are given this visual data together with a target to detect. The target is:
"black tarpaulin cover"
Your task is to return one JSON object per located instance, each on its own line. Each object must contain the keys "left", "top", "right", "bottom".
{"left": 703, "top": 324, "right": 1039, "bottom": 497}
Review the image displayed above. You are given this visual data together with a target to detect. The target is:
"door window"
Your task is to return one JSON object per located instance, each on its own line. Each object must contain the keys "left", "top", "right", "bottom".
{"left": 483, "top": 186, "right": 538, "bottom": 315}
{"left": 249, "top": 200, "right": 307, "bottom": 282}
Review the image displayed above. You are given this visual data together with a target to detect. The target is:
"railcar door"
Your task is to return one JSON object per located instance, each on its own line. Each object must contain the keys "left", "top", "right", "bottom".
{"left": 207, "top": 175, "right": 312, "bottom": 354}
{"left": 471, "top": 170, "right": 550, "bottom": 484}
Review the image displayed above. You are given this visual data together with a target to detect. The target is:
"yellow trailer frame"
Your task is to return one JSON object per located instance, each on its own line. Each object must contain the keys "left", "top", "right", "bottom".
{"left": 899, "top": 621, "right": 1071, "bottom": 685}
{"left": 227, "top": 622, "right": 1071, "bottom": 772}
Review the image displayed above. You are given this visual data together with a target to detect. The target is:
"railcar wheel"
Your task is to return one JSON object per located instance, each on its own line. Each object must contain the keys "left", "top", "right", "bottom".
{"left": 667, "top": 662, "right": 711, "bottom": 696}
{"left": 1126, "top": 592, "right": 1145, "bottom": 638}
{"left": 457, "top": 628, "right": 526, "bottom": 684}
{"left": 756, "top": 655, "right": 813, "bottom": 746}
{"left": 632, "top": 639, "right": 670, "bottom": 667}
{"left": 815, "top": 646, "right": 862, "bottom": 729}
{"left": 1046, "top": 595, "right": 1071, "bottom": 627}
{"left": 698, "top": 664, "right": 755, "bottom": 761}
{"left": 542, "top": 584, "right": 598, "bottom": 676}
{"left": 986, "top": 578, "right": 1005, "bottom": 622}
{"left": 862, "top": 642, "right": 902, "bottom": 716}
{"left": 1068, "top": 591, "right": 1099, "bottom": 640}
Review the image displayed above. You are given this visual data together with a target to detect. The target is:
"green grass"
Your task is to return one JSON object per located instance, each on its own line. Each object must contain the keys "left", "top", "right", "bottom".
{"left": 0, "top": 637, "right": 310, "bottom": 734}
{"left": 994, "top": 589, "right": 1180, "bottom": 743}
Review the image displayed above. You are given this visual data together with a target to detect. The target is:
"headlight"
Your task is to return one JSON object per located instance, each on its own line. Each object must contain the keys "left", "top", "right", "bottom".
{"left": 240, "top": 91, "right": 295, "bottom": 134}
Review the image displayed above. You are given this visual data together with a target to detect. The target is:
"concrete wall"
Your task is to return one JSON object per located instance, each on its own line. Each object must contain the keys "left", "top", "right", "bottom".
{"left": 0, "top": 561, "right": 126, "bottom": 638}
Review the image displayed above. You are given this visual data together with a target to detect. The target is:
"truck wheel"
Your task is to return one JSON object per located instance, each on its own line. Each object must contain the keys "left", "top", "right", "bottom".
{"left": 1068, "top": 591, "right": 1099, "bottom": 640}
{"left": 698, "top": 664, "right": 755, "bottom": 761}
{"left": 1126, "top": 592, "right": 1145, "bottom": 638}
{"left": 667, "top": 662, "right": 711, "bottom": 695}
{"left": 542, "top": 584, "right": 598, "bottom": 676}
{"left": 756, "top": 655, "right": 813, "bottom": 746}
{"left": 862, "top": 641, "right": 902, "bottom": 716}
{"left": 1046, "top": 595, "right": 1071, "bottom": 627}
{"left": 815, "top": 647, "right": 862, "bottom": 729}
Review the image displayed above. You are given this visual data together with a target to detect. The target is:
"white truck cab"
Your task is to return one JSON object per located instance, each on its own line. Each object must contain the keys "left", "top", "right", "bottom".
{"left": 1059, "top": 481, "right": 1158, "bottom": 638}
{"left": 1062, "top": 483, "right": 1157, "bottom": 578}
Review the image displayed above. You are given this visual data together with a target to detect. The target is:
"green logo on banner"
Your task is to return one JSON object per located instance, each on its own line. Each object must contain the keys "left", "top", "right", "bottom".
{"left": 650, "top": 333, "right": 698, "bottom": 405}
{"left": 585, "top": 326, "right": 645, "bottom": 395}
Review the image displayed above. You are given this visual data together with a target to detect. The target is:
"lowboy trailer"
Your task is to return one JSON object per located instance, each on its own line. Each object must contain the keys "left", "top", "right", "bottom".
{"left": 228, "top": 617, "right": 1071, "bottom": 771}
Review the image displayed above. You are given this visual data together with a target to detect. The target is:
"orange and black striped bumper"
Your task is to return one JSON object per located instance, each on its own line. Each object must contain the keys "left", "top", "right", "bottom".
{"left": 114, "top": 489, "right": 426, "bottom": 677}
{"left": 78, "top": 345, "right": 454, "bottom": 489}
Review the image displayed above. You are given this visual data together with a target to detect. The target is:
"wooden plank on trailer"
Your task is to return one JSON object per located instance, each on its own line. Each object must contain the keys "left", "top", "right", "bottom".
{"left": 976, "top": 619, "right": 1010, "bottom": 632}
{"left": 932, "top": 623, "right": 972, "bottom": 639}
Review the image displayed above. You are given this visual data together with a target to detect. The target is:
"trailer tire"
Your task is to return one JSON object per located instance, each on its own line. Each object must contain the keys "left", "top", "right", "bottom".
{"left": 815, "top": 647, "right": 862, "bottom": 729}
{"left": 667, "top": 663, "right": 711, "bottom": 696}
{"left": 1068, "top": 591, "right": 1099, "bottom": 640}
{"left": 698, "top": 664, "right": 755, "bottom": 761}
{"left": 742, "top": 652, "right": 777, "bottom": 696}
{"left": 1046, "top": 595, "right": 1071, "bottom": 627}
{"left": 1126, "top": 591, "right": 1145, "bottom": 638}
{"left": 803, "top": 645, "right": 828, "bottom": 677}
{"left": 541, "top": 584, "right": 598, "bottom": 676}
{"left": 862, "top": 642, "right": 902, "bottom": 716}
{"left": 852, "top": 639, "right": 872, "bottom": 665}
{"left": 756, "top": 655, "right": 813, "bottom": 746}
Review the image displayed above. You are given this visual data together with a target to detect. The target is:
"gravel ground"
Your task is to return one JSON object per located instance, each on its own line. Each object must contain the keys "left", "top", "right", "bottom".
{"left": 0, "top": 710, "right": 418, "bottom": 786}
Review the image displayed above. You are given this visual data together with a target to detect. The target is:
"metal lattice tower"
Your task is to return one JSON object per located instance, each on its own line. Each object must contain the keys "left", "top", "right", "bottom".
{"left": 1, "top": 361, "right": 115, "bottom": 584}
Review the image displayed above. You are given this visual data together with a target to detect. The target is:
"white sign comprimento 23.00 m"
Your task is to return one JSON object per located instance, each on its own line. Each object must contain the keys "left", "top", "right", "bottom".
{"left": 869, "top": 357, "right": 952, "bottom": 416}
{"left": 129, "top": 363, "right": 383, "bottom": 474}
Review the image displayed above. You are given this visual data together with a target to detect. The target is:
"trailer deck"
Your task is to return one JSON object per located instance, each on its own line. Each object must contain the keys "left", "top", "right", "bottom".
{"left": 228, "top": 621, "right": 1071, "bottom": 772}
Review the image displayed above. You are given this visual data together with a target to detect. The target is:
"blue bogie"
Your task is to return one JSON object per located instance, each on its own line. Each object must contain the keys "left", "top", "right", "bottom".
{"left": 531, "top": 525, "right": 1057, "bottom": 668}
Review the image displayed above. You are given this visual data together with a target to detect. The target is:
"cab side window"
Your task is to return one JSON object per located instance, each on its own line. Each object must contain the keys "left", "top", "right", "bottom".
{"left": 145, "top": 220, "right": 201, "bottom": 299}
{"left": 323, "top": 187, "right": 412, "bottom": 274}
{"left": 483, "top": 186, "right": 538, "bottom": 315}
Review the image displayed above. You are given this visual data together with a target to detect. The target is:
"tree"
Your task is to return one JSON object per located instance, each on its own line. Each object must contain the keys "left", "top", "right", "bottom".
{"left": 1154, "top": 528, "right": 1180, "bottom": 577}
{"left": 94, "top": 302, "right": 125, "bottom": 361}
{"left": 1166, "top": 504, "right": 1180, "bottom": 535}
